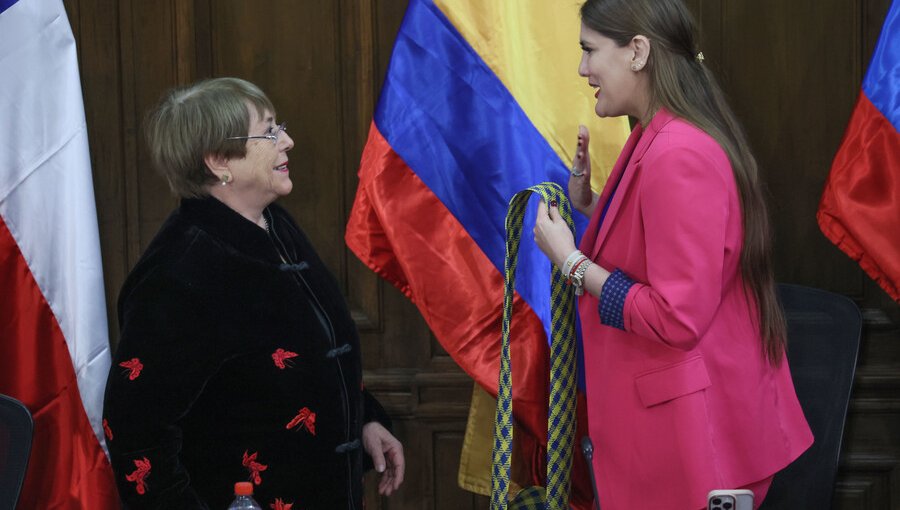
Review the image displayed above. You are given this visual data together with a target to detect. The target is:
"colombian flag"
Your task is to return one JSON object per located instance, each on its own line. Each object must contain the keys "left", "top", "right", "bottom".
{"left": 818, "top": 0, "right": 900, "bottom": 303}
{"left": 345, "top": 0, "right": 629, "bottom": 506}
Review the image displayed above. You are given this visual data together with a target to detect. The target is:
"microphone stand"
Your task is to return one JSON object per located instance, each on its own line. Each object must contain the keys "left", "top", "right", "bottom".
{"left": 580, "top": 436, "right": 602, "bottom": 510}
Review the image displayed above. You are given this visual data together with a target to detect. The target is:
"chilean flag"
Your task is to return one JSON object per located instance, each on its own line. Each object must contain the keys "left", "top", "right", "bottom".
{"left": 345, "top": 0, "right": 628, "bottom": 506}
{"left": 818, "top": 0, "right": 900, "bottom": 303}
{"left": 0, "top": 0, "right": 119, "bottom": 507}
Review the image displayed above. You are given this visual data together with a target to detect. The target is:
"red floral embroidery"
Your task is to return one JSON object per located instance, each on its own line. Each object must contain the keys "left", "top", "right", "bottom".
{"left": 242, "top": 450, "right": 268, "bottom": 485}
{"left": 119, "top": 358, "right": 143, "bottom": 380}
{"left": 285, "top": 407, "right": 316, "bottom": 436}
{"left": 271, "top": 348, "right": 299, "bottom": 369}
{"left": 270, "top": 498, "right": 294, "bottom": 510}
{"left": 103, "top": 419, "right": 113, "bottom": 441}
{"left": 125, "top": 457, "right": 151, "bottom": 494}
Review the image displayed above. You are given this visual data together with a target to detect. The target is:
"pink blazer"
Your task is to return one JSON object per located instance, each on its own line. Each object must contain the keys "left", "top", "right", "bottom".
{"left": 578, "top": 109, "right": 812, "bottom": 509}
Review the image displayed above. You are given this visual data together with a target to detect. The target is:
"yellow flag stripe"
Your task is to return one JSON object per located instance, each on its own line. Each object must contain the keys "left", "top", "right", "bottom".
{"left": 433, "top": 0, "right": 630, "bottom": 190}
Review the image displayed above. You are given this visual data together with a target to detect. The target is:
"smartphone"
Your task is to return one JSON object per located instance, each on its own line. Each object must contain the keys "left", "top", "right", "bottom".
{"left": 707, "top": 489, "right": 754, "bottom": 510}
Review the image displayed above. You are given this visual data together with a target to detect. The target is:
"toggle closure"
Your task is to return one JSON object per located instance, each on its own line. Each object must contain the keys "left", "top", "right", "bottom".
{"left": 334, "top": 438, "right": 360, "bottom": 454}
{"left": 279, "top": 261, "right": 309, "bottom": 272}
{"left": 325, "top": 344, "right": 352, "bottom": 358}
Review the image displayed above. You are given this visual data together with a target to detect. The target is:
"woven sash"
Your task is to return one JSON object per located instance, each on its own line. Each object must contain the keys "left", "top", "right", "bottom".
{"left": 490, "top": 182, "right": 577, "bottom": 510}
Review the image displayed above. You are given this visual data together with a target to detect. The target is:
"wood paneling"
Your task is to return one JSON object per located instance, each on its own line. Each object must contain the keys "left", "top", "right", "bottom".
{"left": 338, "top": 0, "right": 383, "bottom": 336}
{"left": 724, "top": 0, "right": 862, "bottom": 295}
{"left": 65, "top": 0, "right": 899, "bottom": 507}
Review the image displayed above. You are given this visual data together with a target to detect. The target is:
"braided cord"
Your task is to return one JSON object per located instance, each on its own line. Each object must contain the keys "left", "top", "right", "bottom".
{"left": 490, "top": 182, "right": 578, "bottom": 510}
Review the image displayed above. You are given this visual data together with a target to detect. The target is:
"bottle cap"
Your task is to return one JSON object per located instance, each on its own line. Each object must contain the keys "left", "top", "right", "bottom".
{"left": 234, "top": 481, "right": 254, "bottom": 496}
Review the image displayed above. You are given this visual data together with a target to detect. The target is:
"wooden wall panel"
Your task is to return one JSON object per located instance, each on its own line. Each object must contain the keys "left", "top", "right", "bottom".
{"left": 129, "top": 2, "right": 183, "bottom": 252}
{"left": 64, "top": 0, "right": 127, "bottom": 341}
{"left": 338, "top": 0, "right": 384, "bottom": 339}
{"left": 723, "top": 0, "right": 860, "bottom": 293}
{"left": 65, "top": 0, "right": 900, "bottom": 507}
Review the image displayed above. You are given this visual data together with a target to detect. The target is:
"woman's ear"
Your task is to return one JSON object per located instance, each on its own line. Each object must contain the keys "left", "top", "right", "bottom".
{"left": 630, "top": 35, "right": 651, "bottom": 71}
{"left": 203, "top": 152, "right": 229, "bottom": 182}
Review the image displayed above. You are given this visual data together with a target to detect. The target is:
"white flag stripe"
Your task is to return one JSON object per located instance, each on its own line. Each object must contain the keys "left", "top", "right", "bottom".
{"left": 0, "top": 0, "right": 111, "bottom": 449}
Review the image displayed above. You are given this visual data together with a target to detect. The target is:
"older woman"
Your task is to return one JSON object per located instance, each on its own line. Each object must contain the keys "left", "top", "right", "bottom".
{"left": 103, "top": 77, "right": 403, "bottom": 509}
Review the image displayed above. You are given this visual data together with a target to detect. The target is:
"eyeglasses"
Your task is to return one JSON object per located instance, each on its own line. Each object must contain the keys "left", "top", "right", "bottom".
{"left": 225, "top": 122, "right": 287, "bottom": 145}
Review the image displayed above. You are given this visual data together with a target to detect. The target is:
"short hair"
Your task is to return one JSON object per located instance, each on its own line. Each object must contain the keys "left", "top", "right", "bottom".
{"left": 144, "top": 77, "right": 275, "bottom": 198}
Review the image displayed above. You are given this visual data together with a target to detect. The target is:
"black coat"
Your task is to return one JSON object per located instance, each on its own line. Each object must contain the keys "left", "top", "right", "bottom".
{"left": 103, "top": 197, "right": 389, "bottom": 510}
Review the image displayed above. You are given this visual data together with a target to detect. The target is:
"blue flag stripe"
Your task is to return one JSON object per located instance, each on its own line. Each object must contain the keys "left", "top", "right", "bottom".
{"left": 863, "top": 0, "right": 900, "bottom": 132}
{"left": 0, "top": 0, "right": 20, "bottom": 16}
{"left": 374, "top": 0, "right": 589, "bottom": 339}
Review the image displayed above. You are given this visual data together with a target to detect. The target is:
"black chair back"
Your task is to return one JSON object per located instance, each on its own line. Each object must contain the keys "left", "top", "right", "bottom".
{"left": 760, "top": 284, "right": 861, "bottom": 510}
{"left": 0, "top": 394, "right": 33, "bottom": 510}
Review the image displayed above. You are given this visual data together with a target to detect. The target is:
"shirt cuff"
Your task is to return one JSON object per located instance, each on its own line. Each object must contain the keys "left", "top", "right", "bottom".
{"left": 599, "top": 269, "right": 635, "bottom": 330}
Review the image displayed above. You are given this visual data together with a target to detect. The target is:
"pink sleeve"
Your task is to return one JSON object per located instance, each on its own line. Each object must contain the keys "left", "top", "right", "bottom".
{"left": 622, "top": 145, "right": 732, "bottom": 350}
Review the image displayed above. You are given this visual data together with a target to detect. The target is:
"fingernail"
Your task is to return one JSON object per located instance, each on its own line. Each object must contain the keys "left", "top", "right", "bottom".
{"left": 378, "top": 465, "right": 385, "bottom": 472}
{"left": 550, "top": 200, "right": 557, "bottom": 207}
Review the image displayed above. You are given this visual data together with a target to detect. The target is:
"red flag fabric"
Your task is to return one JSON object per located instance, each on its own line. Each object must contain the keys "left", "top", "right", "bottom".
{"left": 0, "top": 0, "right": 119, "bottom": 507}
{"left": 818, "top": 0, "right": 900, "bottom": 303}
{"left": 343, "top": 1, "right": 633, "bottom": 507}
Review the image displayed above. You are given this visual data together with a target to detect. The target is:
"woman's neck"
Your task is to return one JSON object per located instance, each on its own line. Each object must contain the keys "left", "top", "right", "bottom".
{"left": 639, "top": 105, "right": 658, "bottom": 128}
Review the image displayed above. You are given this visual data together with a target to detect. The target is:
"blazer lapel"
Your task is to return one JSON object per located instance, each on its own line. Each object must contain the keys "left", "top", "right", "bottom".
{"left": 578, "top": 123, "right": 641, "bottom": 256}
{"left": 586, "top": 109, "right": 678, "bottom": 261}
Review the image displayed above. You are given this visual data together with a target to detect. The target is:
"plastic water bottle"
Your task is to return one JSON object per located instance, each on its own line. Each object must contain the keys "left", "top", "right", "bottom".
{"left": 226, "top": 481, "right": 262, "bottom": 510}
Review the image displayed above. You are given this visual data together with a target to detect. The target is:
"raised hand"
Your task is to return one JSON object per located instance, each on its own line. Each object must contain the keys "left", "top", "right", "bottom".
{"left": 569, "top": 125, "right": 598, "bottom": 216}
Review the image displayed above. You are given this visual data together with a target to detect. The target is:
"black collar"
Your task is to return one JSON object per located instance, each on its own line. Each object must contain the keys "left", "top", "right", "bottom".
{"left": 178, "top": 196, "right": 283, "bottom": 264}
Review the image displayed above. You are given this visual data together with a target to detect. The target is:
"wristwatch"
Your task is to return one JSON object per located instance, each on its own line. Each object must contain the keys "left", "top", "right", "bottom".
{"left": 571, "top": 260, "right": 592, "bottom": 296}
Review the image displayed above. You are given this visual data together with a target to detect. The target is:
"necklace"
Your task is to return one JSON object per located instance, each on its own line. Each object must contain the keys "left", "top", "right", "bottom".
{"left": 262, "top": 216, "right": 270, "bottom": 233}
